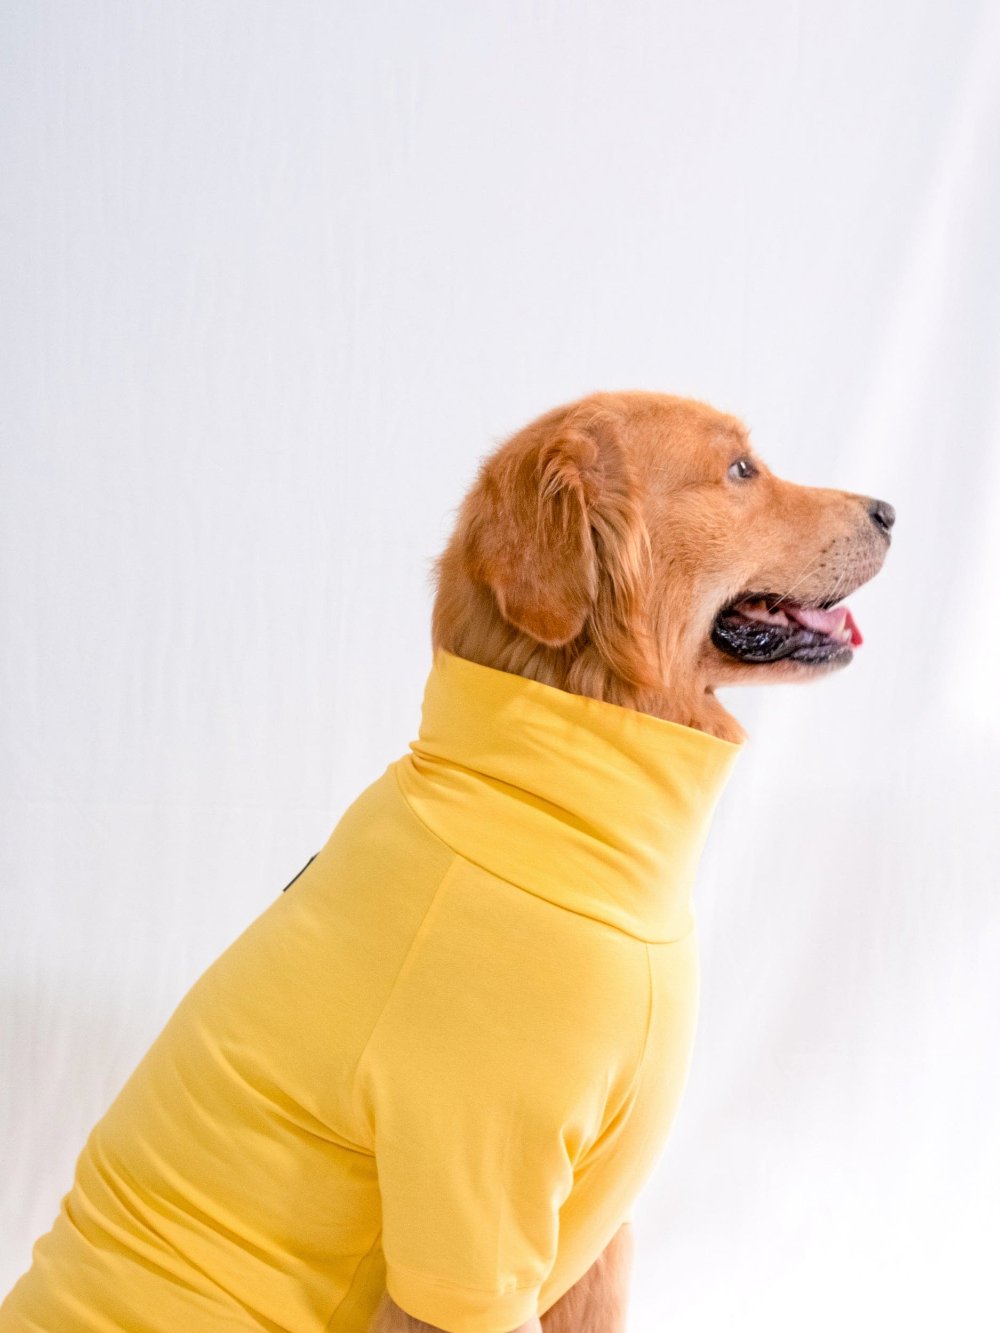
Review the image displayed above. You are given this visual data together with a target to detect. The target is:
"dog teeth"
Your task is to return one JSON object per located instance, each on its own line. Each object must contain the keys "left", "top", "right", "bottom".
{"left": 739, "top": 601, "right": 790, "bottom": 628}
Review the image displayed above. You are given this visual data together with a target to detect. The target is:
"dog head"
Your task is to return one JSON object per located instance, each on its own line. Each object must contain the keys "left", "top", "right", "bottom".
{"left": 431, "top": 391, "right": 894, "bottom": 740}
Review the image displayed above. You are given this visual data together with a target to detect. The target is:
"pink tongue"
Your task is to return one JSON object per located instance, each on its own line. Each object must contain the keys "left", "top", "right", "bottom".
{"left": 789, "top": 603, "right": 863, "bottom": 646}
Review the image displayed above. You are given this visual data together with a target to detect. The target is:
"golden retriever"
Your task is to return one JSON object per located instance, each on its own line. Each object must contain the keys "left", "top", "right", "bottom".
{"left": 373, "top": 389, "right": 894, "bottom": 1332}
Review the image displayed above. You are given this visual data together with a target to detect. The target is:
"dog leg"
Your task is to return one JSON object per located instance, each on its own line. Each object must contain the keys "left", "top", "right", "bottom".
{"left": 539, "top": 1222, "right": 635, "bottom": 1333}
{"left": 368, "top": 1289, "right": 541, "bottom": 1332}
{"left": 366, "top": 1223, "right": 634, "bottom": 1332}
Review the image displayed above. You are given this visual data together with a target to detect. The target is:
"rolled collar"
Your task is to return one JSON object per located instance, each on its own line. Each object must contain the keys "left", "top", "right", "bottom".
{"left": 393, "top": 649, "right": 743, "bottom": 942}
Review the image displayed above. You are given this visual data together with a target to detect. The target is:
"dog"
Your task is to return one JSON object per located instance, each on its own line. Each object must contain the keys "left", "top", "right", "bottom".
{"left": 0, "top": 391, "right": 893, "bottom": 1333}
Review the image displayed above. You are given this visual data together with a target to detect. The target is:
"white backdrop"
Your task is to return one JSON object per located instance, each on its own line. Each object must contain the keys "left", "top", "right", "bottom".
{"left": 2, "top": 3, "right": 999, "bottom": 1329}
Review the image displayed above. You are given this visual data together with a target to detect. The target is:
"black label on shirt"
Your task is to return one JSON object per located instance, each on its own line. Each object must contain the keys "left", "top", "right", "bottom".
{"left": 280, "top": 852, "right": 318, "bottom": 894}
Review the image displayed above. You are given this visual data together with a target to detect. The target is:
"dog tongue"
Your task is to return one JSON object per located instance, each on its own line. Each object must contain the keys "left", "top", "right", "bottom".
{"left": 789, "top": 603, "right": 863, "bottom": 647}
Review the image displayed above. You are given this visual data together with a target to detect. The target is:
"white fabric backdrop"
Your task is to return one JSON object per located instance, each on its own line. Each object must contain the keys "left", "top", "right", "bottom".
{"left": 2, "top": 2, "right": 998, "bottom": 1329}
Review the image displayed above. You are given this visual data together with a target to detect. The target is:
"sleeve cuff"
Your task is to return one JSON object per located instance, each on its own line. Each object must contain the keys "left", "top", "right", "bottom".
{"left": 385, "top": 1263, "right": 541, "bottom": 1333}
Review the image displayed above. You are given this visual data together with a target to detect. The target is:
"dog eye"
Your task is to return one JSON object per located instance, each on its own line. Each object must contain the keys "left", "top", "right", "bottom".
{"left": 728, "top": 457, "right": 757, "bottom": 481}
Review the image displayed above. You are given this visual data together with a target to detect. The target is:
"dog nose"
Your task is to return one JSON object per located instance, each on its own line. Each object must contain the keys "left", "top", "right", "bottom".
{"left": 868, "top": 499, "right": 896, "bottom": 540}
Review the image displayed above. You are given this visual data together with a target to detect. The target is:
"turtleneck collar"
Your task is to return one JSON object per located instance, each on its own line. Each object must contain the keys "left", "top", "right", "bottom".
{"left": 393, "top": 649, "right": 743, "bottom": 943}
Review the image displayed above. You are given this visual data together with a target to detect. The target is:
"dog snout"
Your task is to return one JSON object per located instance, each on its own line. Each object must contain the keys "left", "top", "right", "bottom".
{"left": 867, "top": 498, "right": 896, "bottom": 542}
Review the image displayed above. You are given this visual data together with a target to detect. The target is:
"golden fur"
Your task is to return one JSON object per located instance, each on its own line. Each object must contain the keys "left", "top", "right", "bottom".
{"left": 431, "top": 390, "right": 890, "bottom": 744}
{"left": 374, "top": 390, "right": 892, "bottom": 1332}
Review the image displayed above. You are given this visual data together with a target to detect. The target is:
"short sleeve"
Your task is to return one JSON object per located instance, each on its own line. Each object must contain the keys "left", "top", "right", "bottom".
{"left": 355, "top": 856, "right": 638, "bottom": 1332}
{"left": 357, "top": 928, "right": 596, "bottom": 1329}
{"left": 370, "top": 1047, "right": 578, "bottom": 1332}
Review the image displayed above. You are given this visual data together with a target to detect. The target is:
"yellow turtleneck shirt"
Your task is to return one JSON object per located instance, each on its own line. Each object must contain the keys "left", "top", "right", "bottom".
{"left": 1, "top": 650, "right": 741, "bottom": 1333}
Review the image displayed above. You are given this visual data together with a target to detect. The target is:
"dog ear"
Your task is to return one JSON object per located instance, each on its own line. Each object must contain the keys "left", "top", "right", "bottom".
{"left": 464, "top": 405, "right": 652, "bottom": 664}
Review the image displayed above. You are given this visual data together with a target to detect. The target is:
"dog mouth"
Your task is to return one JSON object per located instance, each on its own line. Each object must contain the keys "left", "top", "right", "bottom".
{"left": 711, "top": 593, "right": 863, "bottom": 665}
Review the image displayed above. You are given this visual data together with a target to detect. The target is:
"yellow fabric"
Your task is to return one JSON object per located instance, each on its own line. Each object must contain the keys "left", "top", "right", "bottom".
{"left": 1, "top": 649, "right": 741, "bottom": 1333}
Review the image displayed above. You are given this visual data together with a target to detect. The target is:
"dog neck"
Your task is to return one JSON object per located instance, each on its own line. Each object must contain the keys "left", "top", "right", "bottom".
{"left": 429, "top": 606, "right": 748, "bottom": 744}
